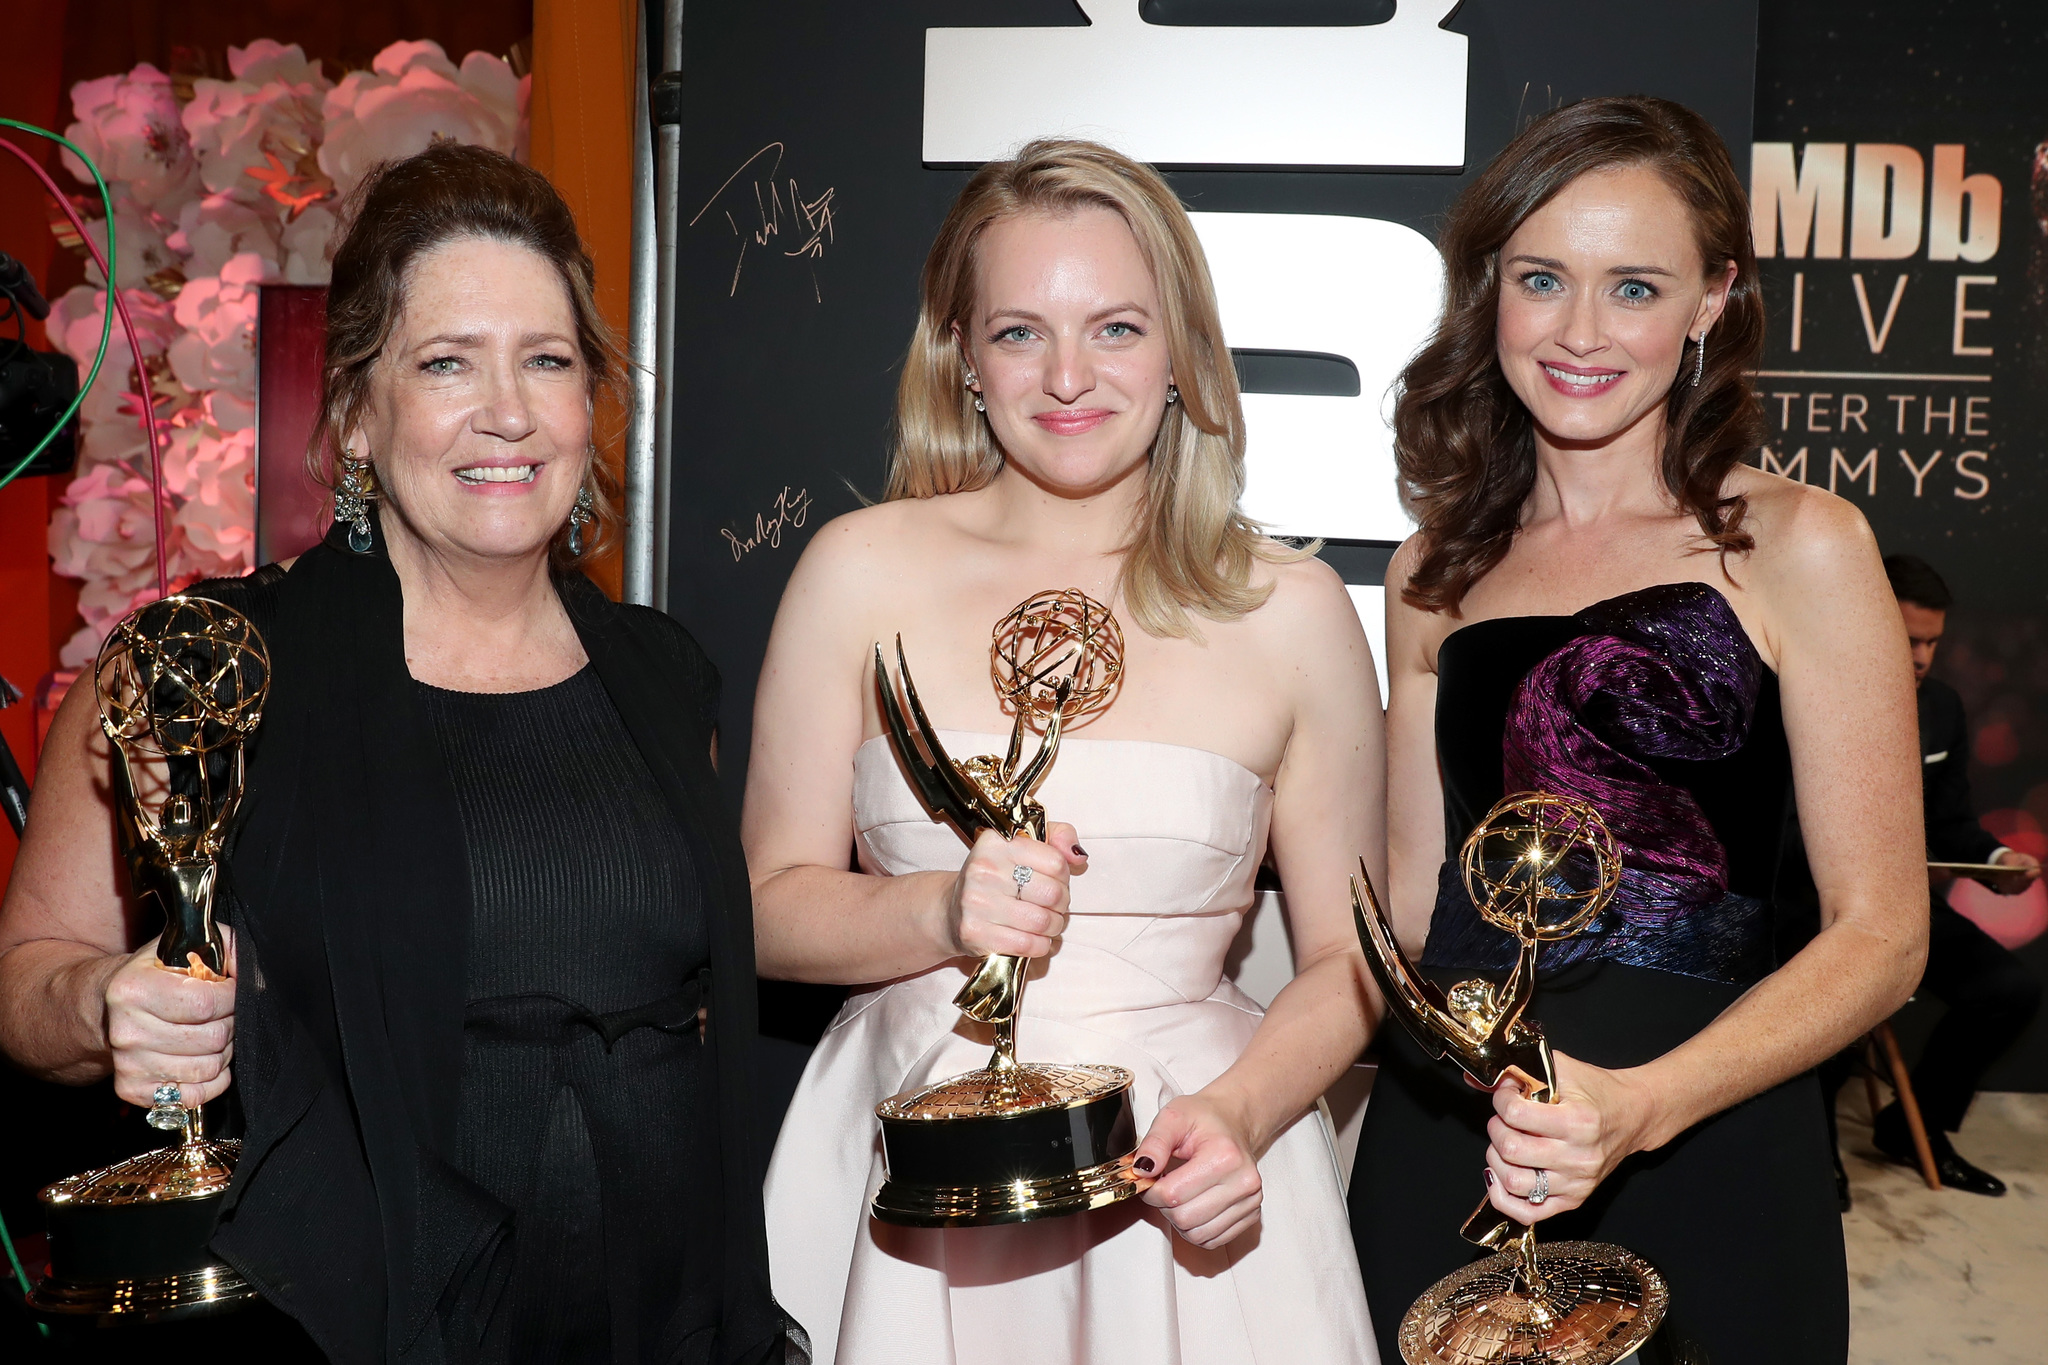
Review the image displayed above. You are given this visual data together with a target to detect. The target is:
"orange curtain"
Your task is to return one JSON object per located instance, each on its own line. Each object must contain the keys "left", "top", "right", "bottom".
{"left": 529, "top": 0, "right": 638, "bottom": 601}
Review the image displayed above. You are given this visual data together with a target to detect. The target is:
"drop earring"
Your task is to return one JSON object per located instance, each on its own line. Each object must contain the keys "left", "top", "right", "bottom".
{"left": 1166, "top": 383, "right": 1180, "bottom": 405}
{"left": 334, "top": 450, "right": 376, "bottom": 554}
{"left": 567, "top": 486, "right": 595, "bottom": 557}
{"left": 964, "top": 370, "right": 985, "bottom": 413}
{"left": 1692, "top": 329, "right": 1708, "bottom": 387}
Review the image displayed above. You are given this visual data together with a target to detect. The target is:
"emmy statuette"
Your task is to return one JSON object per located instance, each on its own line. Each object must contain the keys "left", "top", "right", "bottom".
{"left": 28, "top": 596, "right": 269, "bottom": 1322}
{"left": 1352, "top": 792, "right": 1670, "bottom": 1365}
{"left": 869, "top": 589, "right": 1150, "bottom": 1227}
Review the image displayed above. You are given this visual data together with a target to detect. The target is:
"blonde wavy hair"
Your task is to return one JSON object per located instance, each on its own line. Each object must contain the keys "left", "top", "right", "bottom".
{"left": 887, "top": 138, "right": 1300, "bottom": 639}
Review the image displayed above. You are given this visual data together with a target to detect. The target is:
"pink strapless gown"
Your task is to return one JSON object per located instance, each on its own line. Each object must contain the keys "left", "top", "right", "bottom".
{"left": 764, "top": 732, "right": 1377, "bottom": 1364}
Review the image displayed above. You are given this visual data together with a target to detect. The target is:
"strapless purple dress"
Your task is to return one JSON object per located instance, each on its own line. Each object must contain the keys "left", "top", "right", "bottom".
{"left": 1349, "top": 583, "right": 1847, "bottom": 1363}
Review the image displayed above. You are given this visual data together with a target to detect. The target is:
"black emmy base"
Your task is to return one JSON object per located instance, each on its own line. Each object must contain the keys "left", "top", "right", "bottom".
{"left": 871, "top": 1061, "right": 1149, "bottom": 1227}
{"left": 27, "top": 1140, "right": 257, "bottom": 1324}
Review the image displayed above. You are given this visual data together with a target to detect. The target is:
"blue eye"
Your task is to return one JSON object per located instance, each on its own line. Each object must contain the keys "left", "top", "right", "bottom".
{"left": 422, "top": 356, "right": 461, "bottom": 374}
{"left": 993, "top": 325, "right": 1034, "bottom": 343}
{"left": 1101, "top": 321, "right": 1140, "bottom": 339}
{"left": 1617, "top": 280, "right": 1657, "bottom": 302}
{"left": 1522, "top": 272, "right": 1561, "bottom": 294}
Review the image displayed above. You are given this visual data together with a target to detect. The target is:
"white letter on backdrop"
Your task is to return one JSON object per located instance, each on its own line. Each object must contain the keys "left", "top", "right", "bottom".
{"left": 924, "top": 1, "right": 1468, "bottom": 170}
{"left": 1189, "top": 212, "right": 1442, "bottom": 544}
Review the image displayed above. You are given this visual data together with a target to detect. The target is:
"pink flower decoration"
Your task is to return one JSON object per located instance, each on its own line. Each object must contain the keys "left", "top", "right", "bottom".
{"left": 63, "top": 64, "right": 203, "bottom": 214}
{"left": 168, "top": 253, "right": 278, "bottom": 400}
{"left": 167, "top": 192, "right": 283, "bottom": 276}
{"left": 318, "top": 41, "right": 523, "bottom": 198}
{"left": 281, "top": 203, "right": 339, "bottom": 284}
{"left": 49, "top": 283, "right": 180, "bottom": 370}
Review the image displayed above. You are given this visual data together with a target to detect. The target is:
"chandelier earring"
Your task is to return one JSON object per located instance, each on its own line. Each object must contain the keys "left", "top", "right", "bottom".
{"left": 567, "top": 485, "right": 596, "bottom": 557}
{"left": 334, "top": 450, "right": 377, "bottom": 554}
{"left": 1692, "top": 328, "right": 1709, "bottom": 388}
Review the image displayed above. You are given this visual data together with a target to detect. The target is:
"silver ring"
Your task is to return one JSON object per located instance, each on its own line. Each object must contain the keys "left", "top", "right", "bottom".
{"left": 1528, "top": 1168, "right": 1549, "bottom": 1206}
{"left": 1012, "top": 864, "right": 1033, "bottom": 894}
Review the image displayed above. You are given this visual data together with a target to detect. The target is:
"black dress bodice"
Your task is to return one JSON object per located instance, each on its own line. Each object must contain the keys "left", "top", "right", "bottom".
{"left": 1349, "top": 582, "right": 1846, "bottom": 1365}
{"left": 418, "top": 667, "right": 720, "bottom": 1364}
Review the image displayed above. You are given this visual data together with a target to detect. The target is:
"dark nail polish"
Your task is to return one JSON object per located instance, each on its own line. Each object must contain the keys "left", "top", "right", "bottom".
{"left": 1134, "top": 1156, "right": 1155, "bottom": 1174}
{"left": 1073, "top": 844, "right": 1089, "bottom": 858}
{"left": 1483, "top": 1168, "right": 1496, "bottom": 1187}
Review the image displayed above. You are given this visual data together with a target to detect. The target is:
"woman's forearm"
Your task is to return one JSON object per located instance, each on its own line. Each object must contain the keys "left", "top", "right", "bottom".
{"left": 0, "top": 938, "right": 121, "bottom": 1084}
{"left": 1201, "top": 951, "right": 1374, "bottom": 1155}
{"left": 752, "top": 865, "right": 958, "bottom": 985}
{"left": 1627, "top": 909, "right": 1922, "bottom": 1151}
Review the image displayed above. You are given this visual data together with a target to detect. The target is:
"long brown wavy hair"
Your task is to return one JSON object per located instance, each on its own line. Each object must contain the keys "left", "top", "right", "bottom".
{"left": 1397, "top": 96, "right": 1765, "bottom": 614}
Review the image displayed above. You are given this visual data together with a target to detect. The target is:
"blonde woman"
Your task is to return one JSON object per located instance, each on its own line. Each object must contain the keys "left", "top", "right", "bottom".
{"left": 745, "top": 141, "right": 1381, "bottom": 1362}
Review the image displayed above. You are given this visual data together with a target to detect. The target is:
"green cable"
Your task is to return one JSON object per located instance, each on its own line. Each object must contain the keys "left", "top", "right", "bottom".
{"left": 0, "top": 115, "right": 117, "bottom": 495}
{"left": 0, "top": 116, "right": 105, "bottom": 1327}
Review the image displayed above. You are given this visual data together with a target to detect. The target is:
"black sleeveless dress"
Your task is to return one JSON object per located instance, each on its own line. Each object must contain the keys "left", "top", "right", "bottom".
{"left": 1347, "top": 583, "right": 1848, "bottom": 1363}
{"left": 417, "top": 667, "right": 719, "bottom": 1363}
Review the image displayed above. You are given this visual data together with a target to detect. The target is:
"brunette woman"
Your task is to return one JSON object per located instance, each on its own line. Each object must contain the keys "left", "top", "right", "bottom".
{"left": 0, "top": 144, "right": 801, "bottom": 1364}
{"left": 746, "top": 140, "right": 1382, "bottom": 1363}
{"left": 1347, "top": 97, "right": 1925, "bottom": 1363}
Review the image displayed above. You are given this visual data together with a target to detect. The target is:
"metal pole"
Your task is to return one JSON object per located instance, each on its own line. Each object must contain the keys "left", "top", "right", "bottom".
{"left": 622, "top": 3, "right": 659, "bottom": 606}
{"left": 650, "top": 0, "right": 686, "bottom": 613}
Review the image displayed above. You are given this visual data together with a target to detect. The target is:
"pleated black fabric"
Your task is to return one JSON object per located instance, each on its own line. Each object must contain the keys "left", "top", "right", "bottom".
{"left": 192, "top": 513, "right": 804, "bottom": 1365}
{"left": 418, "top": 668, "right": 717, "bottom": 1362}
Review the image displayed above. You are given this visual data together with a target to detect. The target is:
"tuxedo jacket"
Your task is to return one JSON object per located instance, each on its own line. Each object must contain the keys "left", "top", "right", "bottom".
{"left": 1919, "top": 678, "right": 2001, "bottom": 867}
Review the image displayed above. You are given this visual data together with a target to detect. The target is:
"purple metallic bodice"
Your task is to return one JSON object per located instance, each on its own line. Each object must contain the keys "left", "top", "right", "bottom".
{"left": 1422, "top": 582, "right": 1788, "bottom": 986}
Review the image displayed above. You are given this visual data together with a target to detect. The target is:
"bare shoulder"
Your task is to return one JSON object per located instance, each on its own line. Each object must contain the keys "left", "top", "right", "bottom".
{"left": 781, "top": 498, "right": 941, "bottom": 602}
{"left": 1256, "top": 543, "right": 1350, "bottom": 607}
{"left": 1725, "top": 465, "right": 1881, "bottom": 593}
{"left": 1241, "top": 545, "right": 1359, "bottom": 641}
{"left": 1385, "top": 531, "right": 1427, "bottom": 591}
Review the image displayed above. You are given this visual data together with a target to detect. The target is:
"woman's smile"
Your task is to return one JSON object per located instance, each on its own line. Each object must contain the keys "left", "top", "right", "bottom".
{"left": 1539, "top": 362, "right": 1625, "bottom": 397}
{"left": 1032, "top": 407, "right": 1114, "bottom": 436}
{"left": 454, "top": 460, "right": 544, "bottom": 487}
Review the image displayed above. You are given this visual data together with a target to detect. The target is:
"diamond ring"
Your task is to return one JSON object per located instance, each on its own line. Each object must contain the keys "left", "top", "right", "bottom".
{"left": 147, "top": 1082, "right": 189, "bottom": 1132}
{"left": 1011, "top": 865, "right": 1034, "bottom": 896}
{"left": 1528, "top": 1168, "right": 1549, "bottom": 1205}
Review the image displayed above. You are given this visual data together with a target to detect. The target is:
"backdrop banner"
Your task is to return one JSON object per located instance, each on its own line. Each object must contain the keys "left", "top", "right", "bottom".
{"left": 657, "top": 0, "right": 1762, "bottom": 1145}
{"left": 1753, "top": 1, "right": 2048, "bottom": 1088}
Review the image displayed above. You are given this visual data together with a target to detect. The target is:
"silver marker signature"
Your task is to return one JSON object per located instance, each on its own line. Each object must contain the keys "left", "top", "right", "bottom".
{"left": 721, "top": 486, "right": 813, "bottom": 561}
{"left": 688, "top": 142, "right": 836, "bottom": 301}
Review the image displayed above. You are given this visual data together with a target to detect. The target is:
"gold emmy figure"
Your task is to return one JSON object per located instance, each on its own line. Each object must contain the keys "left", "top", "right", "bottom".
{"left": 869, "top": 589, "right": 1151, "bottom": 1226}
{"left": 29, "top": 596, "right": 268, "bottom": 1322}
{"left": 1352, "top": 792, "right": 1670, "bottom": 1365}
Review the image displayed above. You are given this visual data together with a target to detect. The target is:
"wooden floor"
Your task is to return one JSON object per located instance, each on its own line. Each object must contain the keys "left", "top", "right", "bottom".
{"left": 1840, "top": 1091, "right": 2048, "bottom": 1363}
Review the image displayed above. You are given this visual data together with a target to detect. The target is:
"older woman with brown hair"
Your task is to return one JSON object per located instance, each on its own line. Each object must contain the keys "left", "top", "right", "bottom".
{"left": 746, "top": 139, "right": 1381, "bottom": 1363}
{"left": 0, "top": 143, "right": 800, "bottom": 1365}
{"left": 1349, "top": 97, "right": 1925, "bottom": 1362}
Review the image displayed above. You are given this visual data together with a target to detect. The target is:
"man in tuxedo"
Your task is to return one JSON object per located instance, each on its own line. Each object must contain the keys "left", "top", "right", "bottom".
{"left": 1872, "top": 555, "right": 2043, "bottom": 1195}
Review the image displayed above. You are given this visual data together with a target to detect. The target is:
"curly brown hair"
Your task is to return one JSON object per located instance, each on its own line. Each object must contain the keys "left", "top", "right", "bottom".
{"left": 1397, "top": 96, "right": 1765, "bottom": 614}
{"left": 313, "top": 141, "right": 627, "bottom": 569}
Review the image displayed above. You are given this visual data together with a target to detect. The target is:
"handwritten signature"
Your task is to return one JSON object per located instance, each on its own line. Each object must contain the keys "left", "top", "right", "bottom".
{"left": 688, "top": 142, "right": 836, "bottom": 301}
{"left": 721, "top": 486, "right": 813, "bottom": 561}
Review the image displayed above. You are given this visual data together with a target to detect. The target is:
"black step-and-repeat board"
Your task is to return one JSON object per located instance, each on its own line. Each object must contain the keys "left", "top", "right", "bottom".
{"left": 1755, "top": 1, "right": 2048, "bottom": 1089}
{"left": 655, "top": 0, "right": 1761, "bottom": 1142}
